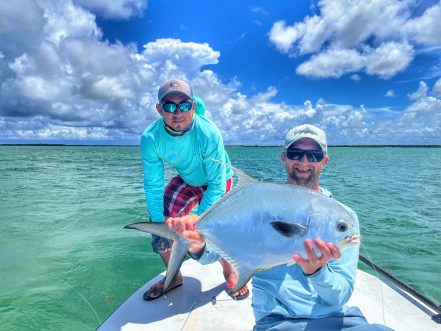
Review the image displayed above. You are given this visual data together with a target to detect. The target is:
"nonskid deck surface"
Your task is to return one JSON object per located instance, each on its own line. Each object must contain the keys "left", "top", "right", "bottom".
{"left": 98, "top": 259, "right": 440, "bottom": 331}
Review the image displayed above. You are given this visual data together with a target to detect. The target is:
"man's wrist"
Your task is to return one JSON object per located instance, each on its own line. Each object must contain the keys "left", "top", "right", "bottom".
{"left": 304, "top": 265, "right": 323, "bottom": 276}
{"left": 188, "top": 242, "right": 206, "bottom": 255}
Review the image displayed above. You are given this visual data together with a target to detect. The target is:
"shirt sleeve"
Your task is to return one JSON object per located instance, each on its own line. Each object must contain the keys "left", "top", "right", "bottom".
{"left": 307, "top": 243, "right": 359, "bottom": 306}
{"left": 197, "top": 131, "right": 228, "bottom": 215}
{"left": 188, "top": 243, "right": 222, "bottom": 264}
{"left": 194, "top": 96, "right": 206, "bottom": 117}
{"left": 141, "top": 133, "right": 165, "bottom": 222}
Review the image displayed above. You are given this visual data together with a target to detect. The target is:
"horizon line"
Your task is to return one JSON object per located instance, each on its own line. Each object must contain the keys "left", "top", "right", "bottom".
{"left": 1, "top": 143, "right": 440, "bottom": 148}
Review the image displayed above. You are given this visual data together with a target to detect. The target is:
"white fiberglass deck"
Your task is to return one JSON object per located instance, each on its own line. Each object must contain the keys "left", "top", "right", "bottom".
{"left": 98, "top": 259, "right": 440, "bottom": 331}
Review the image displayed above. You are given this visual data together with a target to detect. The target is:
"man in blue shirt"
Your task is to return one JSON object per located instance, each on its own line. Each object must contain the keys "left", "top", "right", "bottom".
{"left": 167, "top": 124, "right": 392, "bottom": 330}
{"left": 140, "top": 79, "right": 248, "bottom": 301}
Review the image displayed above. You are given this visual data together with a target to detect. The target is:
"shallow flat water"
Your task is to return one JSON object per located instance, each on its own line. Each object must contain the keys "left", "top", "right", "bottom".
{"left": 1, "top": 145, "right": 440, "bottom": 330}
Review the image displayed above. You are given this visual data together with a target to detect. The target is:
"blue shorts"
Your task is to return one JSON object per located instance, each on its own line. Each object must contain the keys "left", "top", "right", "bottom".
{"left": 151, "top": 234, "right": 172, "bottom": 254}
{"left": 254, "top": 307, "right": 394, "bottom": 331}
{"left": 150, "top": 176, "right": 233, "bottom": 255}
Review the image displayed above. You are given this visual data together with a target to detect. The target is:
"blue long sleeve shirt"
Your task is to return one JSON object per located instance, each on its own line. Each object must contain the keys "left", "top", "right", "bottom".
{"left": 191, "top": 188, "right": 359, "bottom": 322}
{"left": 140, "top": 113, "right": 234, "bottom": 222}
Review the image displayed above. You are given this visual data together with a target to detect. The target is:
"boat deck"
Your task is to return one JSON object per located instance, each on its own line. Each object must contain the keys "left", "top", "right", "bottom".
{"left": 98, "top": 259, "right": 440, "bottom": 331}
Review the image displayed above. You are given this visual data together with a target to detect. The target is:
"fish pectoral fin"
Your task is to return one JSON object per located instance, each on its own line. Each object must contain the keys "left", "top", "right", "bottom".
{"left": 124, "top": 222, "right": 178, "bottom": 240}
{"left": 230, "top": 262, "right": 256, "bottom": 294}
{"left": 163, "top": 236, "right": 190, "bottom": 291}
{"left": 270, "top": 221, "right": 308, "bottom": 239}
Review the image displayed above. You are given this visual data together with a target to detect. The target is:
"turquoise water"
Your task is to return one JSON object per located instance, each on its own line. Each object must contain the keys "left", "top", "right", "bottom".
{"left": 1, "top": 146, "right": 440, "bottom": 330}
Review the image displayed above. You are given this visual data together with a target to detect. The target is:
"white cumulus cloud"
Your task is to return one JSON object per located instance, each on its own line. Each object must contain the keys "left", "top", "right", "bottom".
{"left": 385, "top": 90, "right": 395, "bottom": 97}
{"left": 433, "top": 78, "right": 441, "bottom": 97}
{"left": 0, "top": 0, "right": 440, "bottom": 145}
{"left": 268, "top": 0, "right": 441, "bottom": 79}
{"left": 268, "top": 20, "right": 305, "bottom": 54}
{"left": 73, "top": 0, "right": 147, "bottom": 19}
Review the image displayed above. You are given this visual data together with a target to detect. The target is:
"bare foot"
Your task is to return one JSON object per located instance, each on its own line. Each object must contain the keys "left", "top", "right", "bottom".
{"left": 220, "top": 259, "right": 249, "bottom": 299}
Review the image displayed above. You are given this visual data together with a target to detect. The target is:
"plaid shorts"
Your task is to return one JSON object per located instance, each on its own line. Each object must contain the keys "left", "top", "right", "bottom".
{"left": 151, "top": 176, "right": 233, "bottom": 254}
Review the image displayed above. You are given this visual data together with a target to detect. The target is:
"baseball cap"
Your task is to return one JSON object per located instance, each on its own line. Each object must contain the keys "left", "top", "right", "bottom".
{"left": 158, "top": 79, "right": 193, "bottom": 102}
{"left": 284, "top": 124, "right": 327, "bottom": 153}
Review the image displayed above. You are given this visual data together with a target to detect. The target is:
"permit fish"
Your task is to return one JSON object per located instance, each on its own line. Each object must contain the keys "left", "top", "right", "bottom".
{"left": 125, "top": 166, "right": 360, "bottom": 294}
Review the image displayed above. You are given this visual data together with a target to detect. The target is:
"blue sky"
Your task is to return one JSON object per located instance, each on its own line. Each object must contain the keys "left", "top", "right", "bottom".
{"left": 1, "top": 0, "right": 440, "bottom": 145}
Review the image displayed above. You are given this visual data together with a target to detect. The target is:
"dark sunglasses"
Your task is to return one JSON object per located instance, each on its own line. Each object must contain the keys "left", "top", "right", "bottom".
{"left": 161, "top": 101, "right": 193, "bottom": 113}
{"left": 286, "top": 148, "right": 325, "bottom": 162}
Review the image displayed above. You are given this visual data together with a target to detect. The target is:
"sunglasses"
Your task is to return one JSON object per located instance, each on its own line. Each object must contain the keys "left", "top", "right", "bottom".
{"left": 286, "top": 148, "right": 325, "bottom": 162}
{"left": 161, "top": 101, "right": 193, "bottom": 113}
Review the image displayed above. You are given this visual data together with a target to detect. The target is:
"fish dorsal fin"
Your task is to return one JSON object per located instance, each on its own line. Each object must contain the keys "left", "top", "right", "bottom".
{"left": 271, "top": 221, "right": 308, "bottom": 239}
{"left": 198, "top": 160, "right": 257, "bottom": 220}
{"left": 210, "top": 158, "right": 257, "bottom": 190}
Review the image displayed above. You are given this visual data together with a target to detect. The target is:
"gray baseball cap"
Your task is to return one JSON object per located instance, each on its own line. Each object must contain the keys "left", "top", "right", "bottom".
{"left": 284, "top": 124, "right": 327, "bottom": 153}
{"left": 158, "top": 79, "right": 193, "bottom": 101}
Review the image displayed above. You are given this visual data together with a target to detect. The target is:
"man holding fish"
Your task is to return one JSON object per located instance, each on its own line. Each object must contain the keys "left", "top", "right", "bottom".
{"left": 140, "top": 79, "right": 248, "bottom": 301}
{"left": 166, "top": 124, "right": 392, "bottom": 330}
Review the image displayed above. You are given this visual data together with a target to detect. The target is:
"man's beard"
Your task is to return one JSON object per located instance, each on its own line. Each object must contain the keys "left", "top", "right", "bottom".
{"left": 288, "top": 169, "right": 317, "bottom": 188}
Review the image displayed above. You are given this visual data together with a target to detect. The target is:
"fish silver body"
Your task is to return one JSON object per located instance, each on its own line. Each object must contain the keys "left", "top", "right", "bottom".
{"left": 125, "top": 169, "right": 360, "bottom": 294}
{"left": 196, "top": 182, "right": 359, "bottom": 272}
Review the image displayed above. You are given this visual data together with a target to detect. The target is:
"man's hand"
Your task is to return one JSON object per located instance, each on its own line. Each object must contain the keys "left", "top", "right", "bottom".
{"left": 292, "top": 238, "right": 341, "bottom": 275}
{"left": 166, "top": 215, "right": 206, "bottom": 254}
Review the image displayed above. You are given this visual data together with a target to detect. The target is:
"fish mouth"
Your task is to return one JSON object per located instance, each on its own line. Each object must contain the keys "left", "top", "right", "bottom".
{"left": 340, "top": 234, "right": 361, "bottom": 247}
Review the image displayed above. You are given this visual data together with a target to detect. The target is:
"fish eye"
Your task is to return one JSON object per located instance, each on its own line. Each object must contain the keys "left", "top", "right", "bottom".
{"left": 337, "top": 221, "right": 348, "bottom": 232}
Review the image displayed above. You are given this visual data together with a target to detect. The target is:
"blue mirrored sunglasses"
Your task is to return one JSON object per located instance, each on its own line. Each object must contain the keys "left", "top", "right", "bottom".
{"left": 286, "top": 148, "right": 324, "bottom": 162}
{"left": 161, "top": 101, "right": 193, "bottom": 113}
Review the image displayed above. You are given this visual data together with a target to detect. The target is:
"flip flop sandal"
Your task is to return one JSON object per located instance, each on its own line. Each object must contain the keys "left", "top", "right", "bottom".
{"left": 229, "top": 288, "right": 250, "bottom": 301}
{"left": 143, "top": 279, "right": 183, "bottom": 301}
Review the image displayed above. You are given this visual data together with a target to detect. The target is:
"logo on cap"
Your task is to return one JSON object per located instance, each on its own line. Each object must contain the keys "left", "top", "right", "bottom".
{"left": 296, "top": 127, "right": 317, "bottom": 136}
{"left": 170, "top": 81, "right": 179, "bottom": 87}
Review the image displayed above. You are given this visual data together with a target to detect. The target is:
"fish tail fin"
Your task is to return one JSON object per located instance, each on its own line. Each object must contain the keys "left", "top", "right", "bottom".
{"left": 124, "top": 222, "right": 178, "bottom": 240}
{"left": 124, "top": 222, "right": 190, "bottom": 292}
{"left": 163, "top": 236, "right": 190, "bottom": 291}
